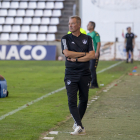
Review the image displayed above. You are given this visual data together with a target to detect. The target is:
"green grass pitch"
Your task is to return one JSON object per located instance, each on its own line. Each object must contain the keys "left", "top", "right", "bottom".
{"left": 0, "top": 60, "right": 139, "bottom": 140}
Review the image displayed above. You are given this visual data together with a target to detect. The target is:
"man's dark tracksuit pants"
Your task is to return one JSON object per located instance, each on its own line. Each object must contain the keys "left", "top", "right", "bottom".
{"left": 65, "top": 75, "right": 91, "bottom": 128}
{"left": 90, "top": 57, "right": 99, "bottom": 87}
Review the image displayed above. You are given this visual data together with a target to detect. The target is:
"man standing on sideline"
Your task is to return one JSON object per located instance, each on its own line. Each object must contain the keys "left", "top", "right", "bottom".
{"left": 87, "top": 21, "right": 101, "bottom": 88}
{"left": 124, "top": 27, "right": 137, "bottom": 63}
{"left": 61, "top": 16, "right": 95, "bottom": 135}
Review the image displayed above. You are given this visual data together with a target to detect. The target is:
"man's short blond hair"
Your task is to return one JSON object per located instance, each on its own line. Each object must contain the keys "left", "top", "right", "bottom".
{"left": 69, "top": 15, "right": 81, "bottom": 24}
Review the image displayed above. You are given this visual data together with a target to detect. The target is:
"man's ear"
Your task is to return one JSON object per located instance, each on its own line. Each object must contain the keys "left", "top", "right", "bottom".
{"left": 78, "top": 22, "right": 81, "bottom": 28}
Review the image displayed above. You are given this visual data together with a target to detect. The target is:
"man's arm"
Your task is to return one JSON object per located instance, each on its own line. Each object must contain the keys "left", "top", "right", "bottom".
{"left": 133, "top": 38, "right": 135, "bottom": 48}
{"left": 95, "top": 33, "right": 101, "bottom": 58}
{"left": 67, "top": 51, "right": 95, "bottom": 62}
{"left": 95, "top": 42, "right": 101, "bottom": 58}
{"left": 63, "top": 49, "right": 86, "bottom": 58}
{"left": 124, "top": 38, "right": 127, "bottom": 48}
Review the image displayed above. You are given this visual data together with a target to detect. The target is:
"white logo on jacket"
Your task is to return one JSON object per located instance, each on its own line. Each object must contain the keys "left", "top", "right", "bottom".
{"left": 130, "top": 34, "right": 134, "bottom": 37}
{"left": 82, "top": 39, "right": 87, "bottom": 44}
{"left": 67, "top": 80, "right": 71, "bottom": 85}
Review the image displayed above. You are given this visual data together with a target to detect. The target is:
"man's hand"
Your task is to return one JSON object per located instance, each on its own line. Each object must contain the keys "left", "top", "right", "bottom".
{"left": 95, "top": 52, "right": 99, "bottom": 59}
{"left": 67, "top": 58, "right": 76, "bottom": 62}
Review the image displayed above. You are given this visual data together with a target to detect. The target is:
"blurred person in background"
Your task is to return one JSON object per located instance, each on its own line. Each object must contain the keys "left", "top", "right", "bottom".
{"left": 87, "top": 21, "right": 101, "bottom": 88}
{"left": 124, "top": 27, "right": 137, "bottom": 63}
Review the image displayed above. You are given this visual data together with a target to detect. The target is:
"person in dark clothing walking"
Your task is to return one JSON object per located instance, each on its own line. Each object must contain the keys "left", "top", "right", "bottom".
{"left": 61, "top": 16, "right": 95, "bottom": 135}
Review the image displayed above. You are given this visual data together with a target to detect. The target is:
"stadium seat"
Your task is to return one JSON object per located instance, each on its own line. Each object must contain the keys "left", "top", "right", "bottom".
{"left": 47, "top": 0, "right": 64, "bottom": 1}
{"left": 21, "top": 25, "right": 30, "bottom": 32}
{"left": 15, "top": 17, "right": 23, "bottom": 24}
{"left": 34, "top": 10, "right": 43, "bottom": 16}
{"left": 2, "top": 2, "right": 10, "bottom": 8}
{"left": 19, "top": 2, "right": 28, "bottom": 8}
{"left": 9, "top": 33, "right": 18, "bottom": 41}
{"left": 46, "top": 34, "right": 55, "bottom": 41}
{"left": 17, "top": 10, "right": 25, "bottom": 16}
{"left": 37, "top": 34, "right": 46, "bottom": 41}
{"left": 28, "top": 34, "right": 37, "bottom": 41}
{"left": 8, "top": 10, "right": 16, "bottom": 16}
{"left": 54, "top": 2, "right": 63, "bottom": 9}
{"left": 37, "top": 2, "right": 45, "bottom": 9}
{"left": 32, "top": 18, "right": 41, "bottom": 24}
{"left": 5, "top": 17, "right": 14, "bottom": 24}
{"left": 11, "top": 2, "right": 19, "bottom": 8}
{"left": 50, "top": 18, "right": 59, "bottom": 24}
{"left": 28, "top": 2, "right": 36, "bottom": 9}
{"left": 39, "top": 26, "right": 48, "bottom": 32}
{"left": 19, "top": 33, "right": 27, "bottom": 41}
{"left": 44, "top": 10, "right": 52, "bottom": 16}
{"left": 30, "top": 25, "right": 39, "bottom": 32}
{"left": 0, "top": 17, "right": 5, "bottom": 24}
{"left": 46, "top": 2, "right": 54, "bottom": 9}
{"left": 3, "top": 25, "right": 11, "bottom": 32}
{"left": 12, "top": 25, "right": 21, "bottom": 32}
{"left": 52, "top": 10, "right": 61, "bottom": 16}
{"left": 0, "top": 26, "right": 2, "bottom": 32}
{"left": 23, "top": 17, "right": 32, "bottom": 24}
{"left": 0, "top": 9, "right": 7, "bottom": 16}
{"left": 0, "top": 0, "right": 64, "bottom": 41}
{"left": 48, "top": 26, "right": 57, "bottom": 33}
{"left": 0, "top": 33, "right": 9, "bottom": 41}
{"left": 26, "top": 10, "right": 34, "bottom": 16}
{"left": 41, "top": 18, "right": 50, "bottom": 24}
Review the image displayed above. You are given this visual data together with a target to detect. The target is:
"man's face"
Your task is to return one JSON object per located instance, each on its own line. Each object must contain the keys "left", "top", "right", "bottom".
{"left": 127, "top": 27, "right": 131, "bottom": 33}
{"left": 69, "top": 18, "right": 80, "bottom": 33}
{"left": 87, "top": 22, "right": 93, "bottom": 30}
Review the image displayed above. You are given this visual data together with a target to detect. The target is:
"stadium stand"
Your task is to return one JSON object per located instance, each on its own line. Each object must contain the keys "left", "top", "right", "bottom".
{"left": 0, "top": 0, "right": 77, "bottom": 41}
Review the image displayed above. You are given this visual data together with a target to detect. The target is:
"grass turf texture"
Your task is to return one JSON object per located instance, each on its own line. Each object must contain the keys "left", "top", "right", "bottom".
{"left": 0, "top": 61, "right": 139, "bottom": 140}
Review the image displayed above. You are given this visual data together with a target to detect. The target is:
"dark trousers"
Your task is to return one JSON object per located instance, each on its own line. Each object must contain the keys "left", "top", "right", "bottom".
{"left": 90, "top": 57, "right": 99, "bottom": 87}
{"left": 126, "top": 46, "right": 133, "bottom": 52}
{"left": 65, "top": 75, "right": 91, "bottom": 127}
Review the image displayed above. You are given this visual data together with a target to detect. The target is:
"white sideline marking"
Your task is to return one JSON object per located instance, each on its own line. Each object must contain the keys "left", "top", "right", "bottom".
{"left": 96, "top": 61, "right": 123, "bottom": 74}
{"left": 49, "top": 131, "right": 58, "bottom": 135}
{"left": 0, "top": 87, "right": 65, "bottom": 121}
{"left": 43, "top": 137, "right": 54, "bottom": 140}
{"left": 103, "top": 80, "right": 122, "bottom": 92}
{"left": 0, "top": 61, "right": 123, "bottom": 121}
